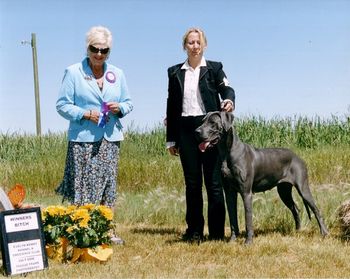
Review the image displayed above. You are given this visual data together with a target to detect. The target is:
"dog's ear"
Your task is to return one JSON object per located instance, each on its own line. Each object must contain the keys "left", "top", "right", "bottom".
{"left": 220, "top": 111, "right": 234, "bottom": 131}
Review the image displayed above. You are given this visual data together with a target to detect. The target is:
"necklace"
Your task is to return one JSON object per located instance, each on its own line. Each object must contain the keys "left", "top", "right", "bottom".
{"left": 89, "top": 60, "right": 104, "bottom": 79}
{"left": 88, "top": 61, "right": 104, "bottom": 89}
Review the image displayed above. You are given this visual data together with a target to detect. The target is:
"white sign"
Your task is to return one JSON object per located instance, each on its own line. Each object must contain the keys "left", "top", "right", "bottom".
{"left": 0, "top": 207, "right": 48, "bottom": 275}
{"left": 4, "top": 212, "right": 39, "bottom": 233}
{"left": 8, "top": 239, "right": 44, "bottom": 275}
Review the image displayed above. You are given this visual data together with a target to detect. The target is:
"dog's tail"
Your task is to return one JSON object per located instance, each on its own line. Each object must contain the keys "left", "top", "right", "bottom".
{"left": 303, "top": 200, "right": 312, "bottom": 220}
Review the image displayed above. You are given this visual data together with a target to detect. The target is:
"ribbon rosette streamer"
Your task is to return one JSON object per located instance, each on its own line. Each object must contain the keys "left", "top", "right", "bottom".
{"left": 98, "top": 102, "right": 110, "bottom": 128}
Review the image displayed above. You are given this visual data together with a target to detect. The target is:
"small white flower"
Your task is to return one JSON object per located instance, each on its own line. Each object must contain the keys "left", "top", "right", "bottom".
{"left": 223, "top": 77, "right": 230, "bottom": 86}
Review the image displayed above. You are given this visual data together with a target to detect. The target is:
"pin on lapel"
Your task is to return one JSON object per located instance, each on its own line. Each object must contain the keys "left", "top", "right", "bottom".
{"left": 105, "top": 71, "right": 116, "bottom": 83}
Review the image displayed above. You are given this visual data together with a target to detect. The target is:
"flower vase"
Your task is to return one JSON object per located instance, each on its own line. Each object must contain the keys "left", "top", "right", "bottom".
{"left": 71, "top": 245, "right": 113, "bottom": 263}
{"left": 45, "top": 237, "right": 69, "bottom": 262}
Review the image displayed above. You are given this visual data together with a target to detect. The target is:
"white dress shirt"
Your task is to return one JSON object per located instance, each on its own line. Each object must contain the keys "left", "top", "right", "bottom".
{"left": 181, "top": 58, "right": 207, "bottom": 116}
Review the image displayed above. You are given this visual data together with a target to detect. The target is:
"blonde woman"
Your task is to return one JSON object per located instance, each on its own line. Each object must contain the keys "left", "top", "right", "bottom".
{"left": 56, "top": 26, "right": 133, "bottom": 244}
{"left": 166, "top": 28, "right": 235, "bottom": 242}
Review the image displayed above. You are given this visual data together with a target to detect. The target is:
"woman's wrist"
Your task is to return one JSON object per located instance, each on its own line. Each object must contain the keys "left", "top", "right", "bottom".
{"left": 85, "top": 110, "right": 92, "bottom": 120}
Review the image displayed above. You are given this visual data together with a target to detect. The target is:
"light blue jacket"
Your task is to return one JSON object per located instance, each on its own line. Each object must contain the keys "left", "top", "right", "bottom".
{"left": 56, "top": 58, "right": 133, "bottom": 142}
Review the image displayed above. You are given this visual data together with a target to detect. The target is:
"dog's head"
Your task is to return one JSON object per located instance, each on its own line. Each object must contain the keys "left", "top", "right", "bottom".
{"left": 195, "top": 111, "right": 234, "bottom": 152}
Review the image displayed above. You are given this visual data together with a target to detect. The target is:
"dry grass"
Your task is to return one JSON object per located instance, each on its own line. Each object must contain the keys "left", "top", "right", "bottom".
{"left": 8, "top": 184, "right": 350, "bottom": 278}
{"left": 18, "top": 224, "right": 350, "bottom": 278}
{"left": 338, "top": 199, "right": 350, "bottom": 240}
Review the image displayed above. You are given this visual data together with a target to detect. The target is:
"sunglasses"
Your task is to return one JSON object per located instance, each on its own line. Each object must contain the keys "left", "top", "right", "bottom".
{"left": 88, "top": 45, "right": 110, "bottom": 54}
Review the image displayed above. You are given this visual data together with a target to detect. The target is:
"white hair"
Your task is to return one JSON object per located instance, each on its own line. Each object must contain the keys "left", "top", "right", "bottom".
{"left": 86, "top": 26, "right": 113, "bottom": 49}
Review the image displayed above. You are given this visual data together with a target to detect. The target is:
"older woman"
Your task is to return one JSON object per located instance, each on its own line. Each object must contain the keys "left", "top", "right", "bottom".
{"left": 56, "top": 26, "right": 132, "bottom": 244}
{"left": 166, "top": 28, "right": 235, "bottom": 242}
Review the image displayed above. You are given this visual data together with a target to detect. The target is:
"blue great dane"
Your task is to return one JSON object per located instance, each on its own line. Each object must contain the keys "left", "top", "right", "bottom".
{"left": 195, "top": 111, "right": 328, "bottom": 244}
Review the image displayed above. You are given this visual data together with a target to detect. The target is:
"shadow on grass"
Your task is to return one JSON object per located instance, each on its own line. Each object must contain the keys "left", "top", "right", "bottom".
{"left": 235, "top": 226, "right": 325, "bottom": 240}
{"left": 130, "top": 226, "right": 205, "bottom": 245}
{"left": 253, "top": 227, "right": 294, "bottom": 236}
{"left": 131, "top": 226, "right": 182, "bottom": 236}
{"left": 128, "top": 224, "right": 327, "bottom": 245}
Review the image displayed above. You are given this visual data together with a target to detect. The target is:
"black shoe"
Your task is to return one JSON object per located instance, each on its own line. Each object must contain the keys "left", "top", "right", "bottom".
{"left": 182, "top": 231, "right": 203, "bottom": 244}
{"left": 110, "top": 234, "right": 125, "bottom": 245}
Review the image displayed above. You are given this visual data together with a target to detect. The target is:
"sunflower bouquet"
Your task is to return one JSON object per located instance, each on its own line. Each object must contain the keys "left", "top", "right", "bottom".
{"left": 42, "top": 204, "right": 114, "bottom": 262}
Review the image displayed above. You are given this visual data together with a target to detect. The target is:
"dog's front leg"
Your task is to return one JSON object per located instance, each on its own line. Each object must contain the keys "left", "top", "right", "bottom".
{"left": 242, "top": 191, "right": 254, "bottom": 245}
{"left": 223, "top": 183, "right": 239, "bottom": 241}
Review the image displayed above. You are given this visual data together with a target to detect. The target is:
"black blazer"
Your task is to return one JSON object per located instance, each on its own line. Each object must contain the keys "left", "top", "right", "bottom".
{"left": 166, "top": 60, "right": 235, "bottom": 144}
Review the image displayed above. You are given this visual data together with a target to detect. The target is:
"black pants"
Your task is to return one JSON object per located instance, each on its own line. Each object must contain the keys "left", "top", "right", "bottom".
{"left": 178, "top": 116, "right": 225, "bottom": 239}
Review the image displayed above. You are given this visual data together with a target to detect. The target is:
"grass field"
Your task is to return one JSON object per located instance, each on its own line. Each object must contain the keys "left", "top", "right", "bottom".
{"left": 1, "top": 115, "right": 350, "bottom": 278}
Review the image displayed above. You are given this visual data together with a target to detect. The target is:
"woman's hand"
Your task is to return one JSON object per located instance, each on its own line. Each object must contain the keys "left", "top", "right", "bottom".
{"left": 107, "top": 102, "right": 121, "bottom": 115}
{"left": 221, "top": 100, "right": 234, "bottom": 112}
{"left": 168, "top": 146, "right": 179, "bottom": 156}
{"left": 84, "top": 110, "right": 100, "bottom": 124}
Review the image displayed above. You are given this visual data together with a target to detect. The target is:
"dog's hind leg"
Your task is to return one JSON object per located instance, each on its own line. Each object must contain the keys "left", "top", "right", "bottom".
{"left": 295, "top": 180, "right": 329, "bottom": 236}
{"left": 277, "top": 183, "right": 301, "bottom": 231}
{"left": 223, "top": 183, "right": 239, "bottom": 241}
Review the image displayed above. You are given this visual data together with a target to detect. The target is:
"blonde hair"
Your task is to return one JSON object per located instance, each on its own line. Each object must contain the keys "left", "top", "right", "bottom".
{"left": 86, "top": 26, "right": 113, "bottom": 49}
{"left": 182, "top": 27, "right": 207, "bottom": 50}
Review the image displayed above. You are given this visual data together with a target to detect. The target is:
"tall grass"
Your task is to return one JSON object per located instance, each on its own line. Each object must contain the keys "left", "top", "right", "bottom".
{"left": 235, "top": 115, "right": 350, "bottom": 148}
{"left": 2, "top": 115, "right": 349, "bottom": 192}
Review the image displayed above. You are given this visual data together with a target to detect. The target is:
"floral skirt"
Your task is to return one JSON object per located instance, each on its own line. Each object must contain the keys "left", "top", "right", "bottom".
{"left": 56, "top": 139, "right": 120, "bottom": 207}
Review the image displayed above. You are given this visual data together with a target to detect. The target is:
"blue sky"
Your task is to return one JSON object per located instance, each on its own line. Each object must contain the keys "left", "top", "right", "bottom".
{"left": 1, "top": 0, "right": 349, "bottom": 134}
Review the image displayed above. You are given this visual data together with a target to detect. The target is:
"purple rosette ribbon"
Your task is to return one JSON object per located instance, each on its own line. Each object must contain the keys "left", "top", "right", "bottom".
{"left": 98, "top": 102, "right": 110, "bottom": 128}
